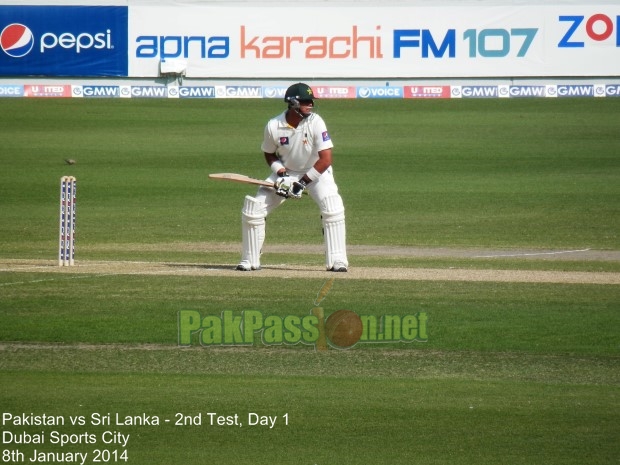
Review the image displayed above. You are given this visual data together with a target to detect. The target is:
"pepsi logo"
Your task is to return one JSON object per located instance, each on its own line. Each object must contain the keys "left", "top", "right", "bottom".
{"left": 1, "top": 23, "right": 34, "bottom": 58}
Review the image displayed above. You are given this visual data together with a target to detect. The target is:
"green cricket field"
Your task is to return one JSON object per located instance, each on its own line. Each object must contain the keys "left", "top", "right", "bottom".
{"left": 0, "top": 97, "right": 618, "bottom": 465}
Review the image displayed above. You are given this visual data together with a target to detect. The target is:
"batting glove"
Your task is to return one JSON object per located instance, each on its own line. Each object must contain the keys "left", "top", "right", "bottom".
{"left": 275, "top": 174, "right": 293, "bottom": 198}
{"left": 290, "top": 179, "right": 307, "bottom": 199}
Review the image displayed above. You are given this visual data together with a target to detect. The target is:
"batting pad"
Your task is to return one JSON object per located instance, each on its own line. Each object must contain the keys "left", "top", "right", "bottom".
{"left": 320, "top": 195, "right": 348, "bottom": 269}
{"left": 241, "top": 195, "right": 266, "bottom": 269}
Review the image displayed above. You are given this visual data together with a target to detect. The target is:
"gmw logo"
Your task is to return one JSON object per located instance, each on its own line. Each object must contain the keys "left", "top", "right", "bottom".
{"left": 0, "top": 23, "right": 113, "bottom": 57}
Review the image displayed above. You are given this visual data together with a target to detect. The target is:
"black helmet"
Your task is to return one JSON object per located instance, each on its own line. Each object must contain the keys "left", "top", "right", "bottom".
{"left": 284, "top": 82, "right": 315, "bottom": 103}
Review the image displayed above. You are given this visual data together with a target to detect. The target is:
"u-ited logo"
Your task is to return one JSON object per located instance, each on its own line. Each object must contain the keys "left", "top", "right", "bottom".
{"left": 0, "top": 23, "right": 34, "bottom": 58}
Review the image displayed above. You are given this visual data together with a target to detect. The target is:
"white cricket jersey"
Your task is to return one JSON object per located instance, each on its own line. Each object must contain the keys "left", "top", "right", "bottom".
{"left": 261, "top": 111, "right": 334, "bottom": 172}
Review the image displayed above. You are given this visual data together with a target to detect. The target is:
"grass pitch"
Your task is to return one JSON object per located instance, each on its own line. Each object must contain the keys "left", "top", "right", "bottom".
{"left": 0, "top": 97, "right": 618, "bottom": 465}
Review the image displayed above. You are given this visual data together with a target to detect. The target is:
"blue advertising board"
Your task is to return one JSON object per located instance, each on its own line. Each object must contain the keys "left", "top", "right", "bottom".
{"left": 0, "top": 6, "right": 128, "bottom": 77}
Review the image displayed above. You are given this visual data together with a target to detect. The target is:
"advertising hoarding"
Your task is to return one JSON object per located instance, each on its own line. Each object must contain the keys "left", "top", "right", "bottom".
{"left": 0, "top": 3, "right": 618, "bottom": 79}
{"left": 0, "top": 6, "right": 128, "bottom": 76}
{"left": 128, "top": 5, "right": 620, "bottom": 78}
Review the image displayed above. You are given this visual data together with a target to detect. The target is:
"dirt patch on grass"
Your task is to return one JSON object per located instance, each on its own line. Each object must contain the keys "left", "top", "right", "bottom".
{"left": 2, "top": 243, "right": 619, "bottom": 284}
{"left": 1, "top": 258, "right": 619, "bottom": 285}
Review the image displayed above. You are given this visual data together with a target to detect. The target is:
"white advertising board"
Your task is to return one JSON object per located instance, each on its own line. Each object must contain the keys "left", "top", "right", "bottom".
{"left": 128, "top": 4, "right": 620, "bottom": 78}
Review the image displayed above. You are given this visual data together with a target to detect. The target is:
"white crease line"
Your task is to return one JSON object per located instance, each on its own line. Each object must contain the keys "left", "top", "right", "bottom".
{"left": 473, "top": 248, "right": 591, "bottom": 258}
{"left": 0, "top": 263, "right": 227, "bottom": 286}
{"left": 0, "top": 274, "right": 116, "bottom": 287}
{"left": 0, "top": 266, "right": 52, "bottom": 272}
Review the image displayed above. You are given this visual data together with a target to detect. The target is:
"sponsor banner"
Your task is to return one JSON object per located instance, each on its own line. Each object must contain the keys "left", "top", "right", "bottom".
{"left": 23, "top": 84, "right": 71, "bottom": 97}
{"left": 556, "top": 84, "right": 596, "bottom": 97}
{"left": 450, "top": 85, "right": 500, "bottom": 98}
{"left": 605, "top": 84, "right": 620, "bottom": 97}
{"left": 0, "top": 84, "right": 23, "bottom": 97}
{"left": 174, "top": 86, "right": 216, "bottom": 99}
{"left": 357, "top": 86, "right": 403, "bottom": 98}
{"left": 214, "top": 85, "right": 262, "bottom": 98}
{"left": 72, "top": 85, "right": 122, "bottom": 98}
{"left": 312, "top": 86, "right": 356, "bottom": 99}
{"left": 119, "top": 86, "right": 131, "bottom": 98}
{"left": 2, "top": 81, "right": 619, "bottom": 99}
{"left": 130, "top": 85, "right": 167, "bottom": 98}
{"left": 505, "top": 85, "right": 547, "bottom": 98}
{"left": 263, "top": 86, "right": 288, "bottom": 99}
{"left": 404, "top": 85, "right": 451, "bottom": 98}
{"left": 545, "top": 84, "right": 597, "bottom": 97}
{"left": 594, "top": 84, "right": 606, "bottom": 97}
{"left": 128, "top": 5, "right": 620, "bottom": 78}
{"left": 545, "top": 85, "right": 558, "bottom": 98}
{"left": 0, "top": 6, "right": 128, "bottom": 76}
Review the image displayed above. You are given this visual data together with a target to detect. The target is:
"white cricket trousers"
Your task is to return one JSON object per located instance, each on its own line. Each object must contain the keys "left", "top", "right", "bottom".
{"left": 240, "top": 167, "right": 348, "bottom": 270}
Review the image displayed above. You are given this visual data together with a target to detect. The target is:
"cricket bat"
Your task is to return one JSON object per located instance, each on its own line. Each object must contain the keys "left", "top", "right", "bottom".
{"left": 209, "top": 172, "right": 308, "bottom": 195}
{"left": 209, "top": 173, "right": 276, "bottom": 188}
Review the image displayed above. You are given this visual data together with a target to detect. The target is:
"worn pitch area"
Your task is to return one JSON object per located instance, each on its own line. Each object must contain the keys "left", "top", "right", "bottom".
{"left": 1, "top": 244, "right": 618, "bottom": 285}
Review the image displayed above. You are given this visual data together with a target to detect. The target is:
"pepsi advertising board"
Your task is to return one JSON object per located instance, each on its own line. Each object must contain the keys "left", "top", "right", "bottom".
{"left": 0, "top": 6, "right": 128, "bottom": 77}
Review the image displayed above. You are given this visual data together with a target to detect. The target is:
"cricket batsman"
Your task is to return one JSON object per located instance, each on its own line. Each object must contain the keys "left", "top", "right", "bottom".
{"left": 237, "top": 82, "right": 349, "bottom": 272}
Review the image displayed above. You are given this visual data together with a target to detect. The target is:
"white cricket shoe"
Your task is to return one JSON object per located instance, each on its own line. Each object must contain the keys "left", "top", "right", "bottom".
{"left": 236, "top": 260, "right": 260, "bottom": 271}
{"left": 329, "top": 260, "right": 348, "bottom": 272}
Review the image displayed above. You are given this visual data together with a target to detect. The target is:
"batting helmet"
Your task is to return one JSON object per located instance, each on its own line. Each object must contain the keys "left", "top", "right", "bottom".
{"left": 284, "top": 83, "right": 315, "bottom": 103}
